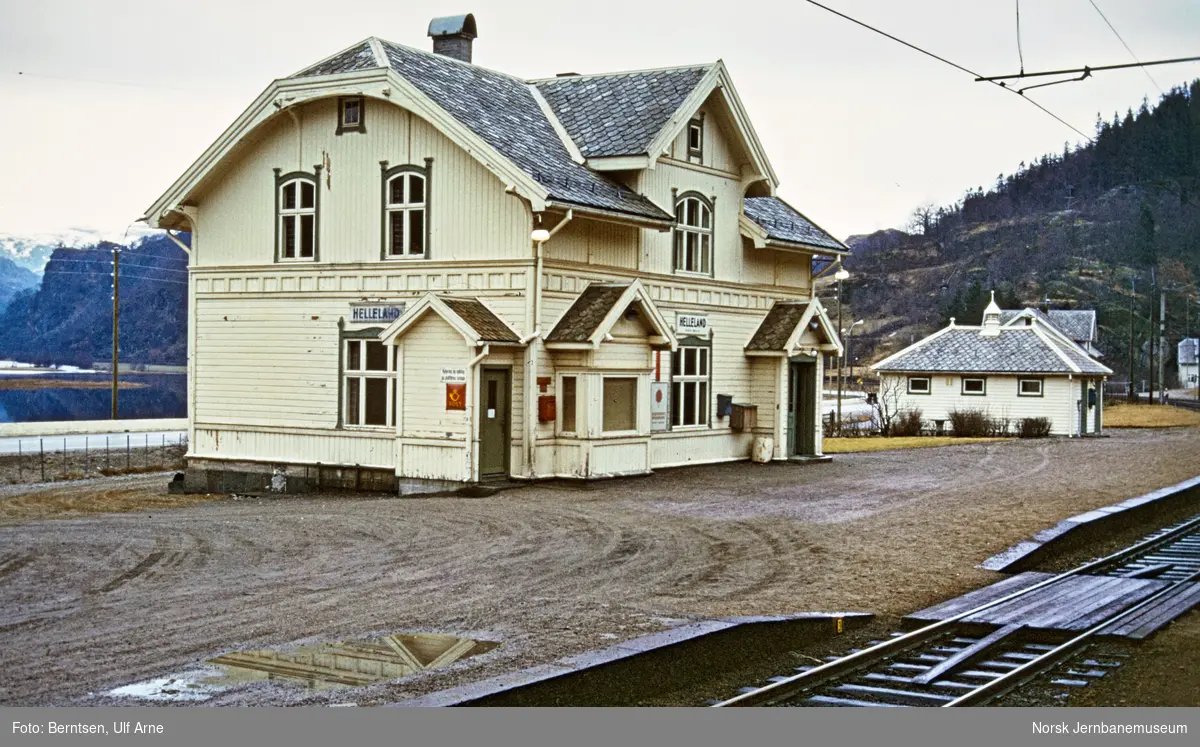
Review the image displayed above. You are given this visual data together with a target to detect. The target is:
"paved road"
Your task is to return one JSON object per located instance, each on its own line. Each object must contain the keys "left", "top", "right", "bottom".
{"left": 0, "top": 430, "right": 187, "bottom": 456}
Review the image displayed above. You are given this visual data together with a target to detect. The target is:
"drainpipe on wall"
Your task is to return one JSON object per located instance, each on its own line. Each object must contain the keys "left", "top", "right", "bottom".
{"left": 525, "top": 210, "right": 573, "bottom": 479}
{"left": 466, "top": 343, "right": 490, "bottom": 482}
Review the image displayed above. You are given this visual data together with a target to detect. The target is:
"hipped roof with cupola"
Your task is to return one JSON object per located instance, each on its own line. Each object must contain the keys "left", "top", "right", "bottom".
{"left": 142, "top": 16, "right": 845, "bottom": 255}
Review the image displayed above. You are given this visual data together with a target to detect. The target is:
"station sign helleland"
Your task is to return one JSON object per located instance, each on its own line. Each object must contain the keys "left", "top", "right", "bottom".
{"left": 350, "top": 303, "right": 407, "bottom": 323}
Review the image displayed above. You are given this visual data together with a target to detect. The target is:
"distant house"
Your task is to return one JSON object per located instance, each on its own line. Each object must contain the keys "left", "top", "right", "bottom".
{"left": 1180, "top": 338, "right": 1199, "bottom": 390}
{"left": 872, "top": 295, "right": 1113, "bottom": 436}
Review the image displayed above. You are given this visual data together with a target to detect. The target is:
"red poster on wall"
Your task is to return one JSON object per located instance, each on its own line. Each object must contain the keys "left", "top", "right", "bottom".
{"left": 446, "top": 383, "right": 466, "bottom": 411}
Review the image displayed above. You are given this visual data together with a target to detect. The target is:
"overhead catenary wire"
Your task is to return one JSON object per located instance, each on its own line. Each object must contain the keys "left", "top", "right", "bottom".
{"left": 1087, "top": 0, "right": 1164, "bottom": 95}
{"left": 45, "top": 257, "right": 189, "bottom": 274}
{"left": 801, "top": 0, "right": 1093, "bottom": 142}
{"left": 976, "top": 55, "right": 1200, "bottom": 83}
{"left": 38, "top": 269, "right": 189, "bottom": 286}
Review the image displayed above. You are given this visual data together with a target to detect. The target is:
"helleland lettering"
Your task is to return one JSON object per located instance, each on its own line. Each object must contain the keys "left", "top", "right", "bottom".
{"left": 1033, "top": 721, "right": 1188, "bottom": 735}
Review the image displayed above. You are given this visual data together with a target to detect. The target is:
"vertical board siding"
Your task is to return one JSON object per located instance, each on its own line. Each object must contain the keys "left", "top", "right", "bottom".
{"left": 399, "top": 314, "right": 469, "bottom": 439}
{"left": 196, "top": 97, "right": 529, "bottom": 268}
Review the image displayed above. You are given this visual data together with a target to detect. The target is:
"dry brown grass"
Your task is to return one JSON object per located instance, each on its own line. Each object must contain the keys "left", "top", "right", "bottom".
{"left": 0, "top": 378, "right": 146, "bottom": 390}
{"left": 822, "top": 436, "right": 1011, "bottom": 453}
{"left": 0, "top": 477, "right": 224, "bottom": 524}
{"left": 1104, "top": 403, "right": 1200, "bottom": 428}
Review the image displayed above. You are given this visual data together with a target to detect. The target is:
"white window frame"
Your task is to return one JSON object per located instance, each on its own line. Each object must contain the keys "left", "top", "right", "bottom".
{"left": 907, "top": 376, "right": 931, "bottom": 395}
{"left": 1018, "top": 378, "right": 1044, "bottom": 397}
{"left": 687, "top": 118, "right": 703, "bottom": 160}
{"left": 278, "top": 177, "right": 317, "bottom": 262}
{"left": 343, "top": 339, "right": 396, "bottom": 429}
{"left": 670, "top": 344, "right": 711, "bottom": 429}
{"left": 558, "top": 373, "right": 579, "bottom": 436}
{"left": 600, "top": 375, "right": 640, "bottom": 435}
{"left": 385, "top": 172, "right": 427, "bottom": 259}
{"left": 962, "top": 377, "right": 987, "bottom": 396}
{"left": 339, "top": 97, "right": 363, "bottom": 130}
{"left": 674, "top": 195, "right": 713, "bottom": 276}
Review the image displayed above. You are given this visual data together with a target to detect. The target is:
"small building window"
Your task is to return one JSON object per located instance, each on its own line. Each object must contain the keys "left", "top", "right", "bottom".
{"left": 602, "top": 377, "right": 638, "bottom": 433}
{"left": 687, "top": 117, "right": 703, "bottom": 161}
{"left": 381, "top": 163, "right": 430, "bottom": 259}
{"left": 1018, "top": 378, "right": 1044, "bottom": 397}
{"left": 277, "top": 174, "right": 317, "bottom": 261}
{"left": 344, "top": 340, "right": 395, "bottom": 427}
{"left": 907, "top": 376, "right": 931, "bottom": 394}
{"left": 674, "top": 193, "right": 712, "bottom": 275}
{"left": 337, "top": 96, "right": 365, "bottom": 134}
{"left": 671, "top": 345, "right": 710, "bottom": 427}
{"left": 560, "top": 375, "right": 577, "bottom": 433}
{"left": 962, "top": 377, "right": 987, "bottom": 396}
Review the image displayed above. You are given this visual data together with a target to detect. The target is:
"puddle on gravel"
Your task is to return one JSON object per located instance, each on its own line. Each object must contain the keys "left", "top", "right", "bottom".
{"left": 108, "top": 633, "right": 498, "bottom": 702}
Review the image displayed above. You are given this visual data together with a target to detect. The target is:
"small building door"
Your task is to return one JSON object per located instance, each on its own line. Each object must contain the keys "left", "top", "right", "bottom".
{"left": 788, "top": 358, "right": 817, "bottom": 457}
{"left": 479, "top": 368, "right": 510, "bottom": 479}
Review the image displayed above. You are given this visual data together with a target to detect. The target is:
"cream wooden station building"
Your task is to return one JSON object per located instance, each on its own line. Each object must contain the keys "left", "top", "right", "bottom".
{"left": 144, "top": 15, "right": 847, "bottom": 493}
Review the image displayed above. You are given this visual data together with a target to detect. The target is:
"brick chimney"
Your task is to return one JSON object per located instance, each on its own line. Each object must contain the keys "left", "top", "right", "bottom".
{"left": 428, "top": 14, "right": 477, "bottom": 64}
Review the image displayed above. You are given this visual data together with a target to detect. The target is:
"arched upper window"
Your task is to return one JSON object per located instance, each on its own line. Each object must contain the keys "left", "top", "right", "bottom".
{"left": 384, "top": 167, "right": 427, "bottom": 258}
{"left": 674, "top": 193, "right": 712, "bottom": 275}
{"left": 276, "top": 172, "right": 318, "bottom": 261}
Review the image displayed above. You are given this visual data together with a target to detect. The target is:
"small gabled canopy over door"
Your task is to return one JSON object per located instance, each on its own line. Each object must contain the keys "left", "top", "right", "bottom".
{"left": 744, "top": 299, "right": 842, "bottom": 358}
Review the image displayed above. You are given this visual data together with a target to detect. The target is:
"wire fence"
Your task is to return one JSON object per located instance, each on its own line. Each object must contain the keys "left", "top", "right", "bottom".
{"left": 0, "top": 433, "right": 188, "bottom": 486}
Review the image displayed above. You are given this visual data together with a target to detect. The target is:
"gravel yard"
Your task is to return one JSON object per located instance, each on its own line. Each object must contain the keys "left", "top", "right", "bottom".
{"left": 1, "top": 427, "right": 1198, "bottom": 706}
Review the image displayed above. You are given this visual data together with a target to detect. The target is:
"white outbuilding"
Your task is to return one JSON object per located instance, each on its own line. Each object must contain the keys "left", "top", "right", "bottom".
{"left": 872, "top": 296, "right": 1113, "bottom": 437}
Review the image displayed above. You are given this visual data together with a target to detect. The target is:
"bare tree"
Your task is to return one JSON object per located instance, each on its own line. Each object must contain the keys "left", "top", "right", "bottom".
{"left": 870, "top": 375, "right": 905, "bottom": 436}
{"left": 907, "top": 202, "right": 937, "bottom": 236}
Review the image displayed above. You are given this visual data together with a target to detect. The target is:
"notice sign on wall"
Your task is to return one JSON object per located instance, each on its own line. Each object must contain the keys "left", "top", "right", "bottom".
{"left": 676, "top": 313, "right": 709, "bottom": 338}
{"left": 440, "top": 368, "right": 467, "bottom": 384}
{"left": 651, "top": 381, "right": 670, "bottom": 432}
{"left": 445, "top": 383, "right": 466, "bottom": 411}
{"left": 350, "top": 303, "right": 406, "bottom": 323}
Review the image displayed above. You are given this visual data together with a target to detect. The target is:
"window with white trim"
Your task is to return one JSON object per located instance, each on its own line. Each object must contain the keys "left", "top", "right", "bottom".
{"left": 279, "top": 176, "right": 316, "bottom": 260}
{"left": 674, "top": 194, "right": 712, "bottom": 275}
{"left": 602, "top": 376, "right": 638, "bottom": 433}
{"left": 338, "top": 96, "right": 364, "bottom": 134}
{"left": 344, "top": 340, "right": 395, "bottom": 427}
{"left": 962, "top": 377, "right": 987, "bottom": 396}
{"left": 907, "top": 376, "right": 931, "bottom": 394}
{"left": 687, "top": 117, "right": 703, "bottom": 161}
{"left": 560, "top": 375, "right": 577, "bottom": 434}
{"left": 385, "top": 171, "right": 427, "bottom": 258}
{"left": 1018, "top": 378, "right": 1044, "bottom": 397}
{"left": 671, "top": 345, "right": 710, "bottom": 427}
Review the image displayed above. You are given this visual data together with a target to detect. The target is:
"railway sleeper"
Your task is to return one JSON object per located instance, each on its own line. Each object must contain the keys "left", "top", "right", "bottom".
{"left": 804, "top": 695, "right": 908, "bottom": 708}
{"left": 860, "top": 672, "right": 977, "bottom": 691}
{"left": 832, "top": 683, "right": 955, "bottom": 706}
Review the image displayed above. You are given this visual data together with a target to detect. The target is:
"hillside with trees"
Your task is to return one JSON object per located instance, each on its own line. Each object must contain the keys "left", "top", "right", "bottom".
{"left": 0, "top": 235, "right": 188, "bottom": 367}
{"left": 0, "top": 256, "right": 39, "bottom": 315}
{"left": 841, "top": 80, "right": 1200, "bottom": 388}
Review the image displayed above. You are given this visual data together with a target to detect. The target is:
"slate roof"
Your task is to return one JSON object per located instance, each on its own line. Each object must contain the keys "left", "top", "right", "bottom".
{"left": 743, "top": 197, "right": 847, "bottom": 252}
{"left": 533, "top": 67, "right": 710, "bottom": 157}
{"left": 746, "top": 303, "right": 810, "bottom": 351}
{"left": 1179, "top": 338, "right": 1199, "bottom": 366}
{"left": 371, "top": 41, "right": 671, "bottom": 221}
{"left": 875, "top": 327, "right": 1112, "bottom": 375}
{"left": 293, "top": 41, "right": 381, "bottom": 78}
{"left": 546, "top": 283, "right": 630, "bottom": 343}
{"left": 439, "top": 298, "right": 520, "bottom": 343}
{"left": 1047, "top": 310, "right": 1096, "bottom": 344}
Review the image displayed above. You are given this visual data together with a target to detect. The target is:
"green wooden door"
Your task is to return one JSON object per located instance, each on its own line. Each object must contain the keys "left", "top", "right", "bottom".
{"left": 479, "top": 368, "right": 510, "bottom": 479}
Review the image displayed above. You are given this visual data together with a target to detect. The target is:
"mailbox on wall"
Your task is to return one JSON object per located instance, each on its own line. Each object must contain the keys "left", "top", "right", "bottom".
{"left": 538, "top": 395, "right": 557, "bottom": 423}
{"left": 730, "top": 404, "right": 757, "bottom": 431}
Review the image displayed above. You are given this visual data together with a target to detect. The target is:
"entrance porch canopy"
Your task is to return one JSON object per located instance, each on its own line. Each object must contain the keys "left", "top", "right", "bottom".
{"left": 745, "top": 299, "right": 842, "bottom": 358}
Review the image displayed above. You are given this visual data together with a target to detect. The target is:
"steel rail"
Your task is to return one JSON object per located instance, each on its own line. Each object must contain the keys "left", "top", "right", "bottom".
{"left": 945, "top": 566, "right": 1200, "bottom": 706}
{"left": 714, "top": 513, "right": 1200, "bottom": 707}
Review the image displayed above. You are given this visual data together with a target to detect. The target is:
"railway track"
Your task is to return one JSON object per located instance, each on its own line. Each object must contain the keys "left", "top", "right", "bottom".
{"left": 714, "top": 514, "right": 1200, "bottom": 707}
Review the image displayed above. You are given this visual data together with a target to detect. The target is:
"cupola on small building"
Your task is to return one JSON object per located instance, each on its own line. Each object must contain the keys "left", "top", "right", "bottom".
{"left": 143, "top": 15, "right": 848, "bottom": 493}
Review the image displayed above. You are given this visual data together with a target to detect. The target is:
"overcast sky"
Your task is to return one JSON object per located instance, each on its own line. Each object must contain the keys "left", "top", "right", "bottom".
{"left": 2, "top": 0, "right": 1198, "bottom": 242}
